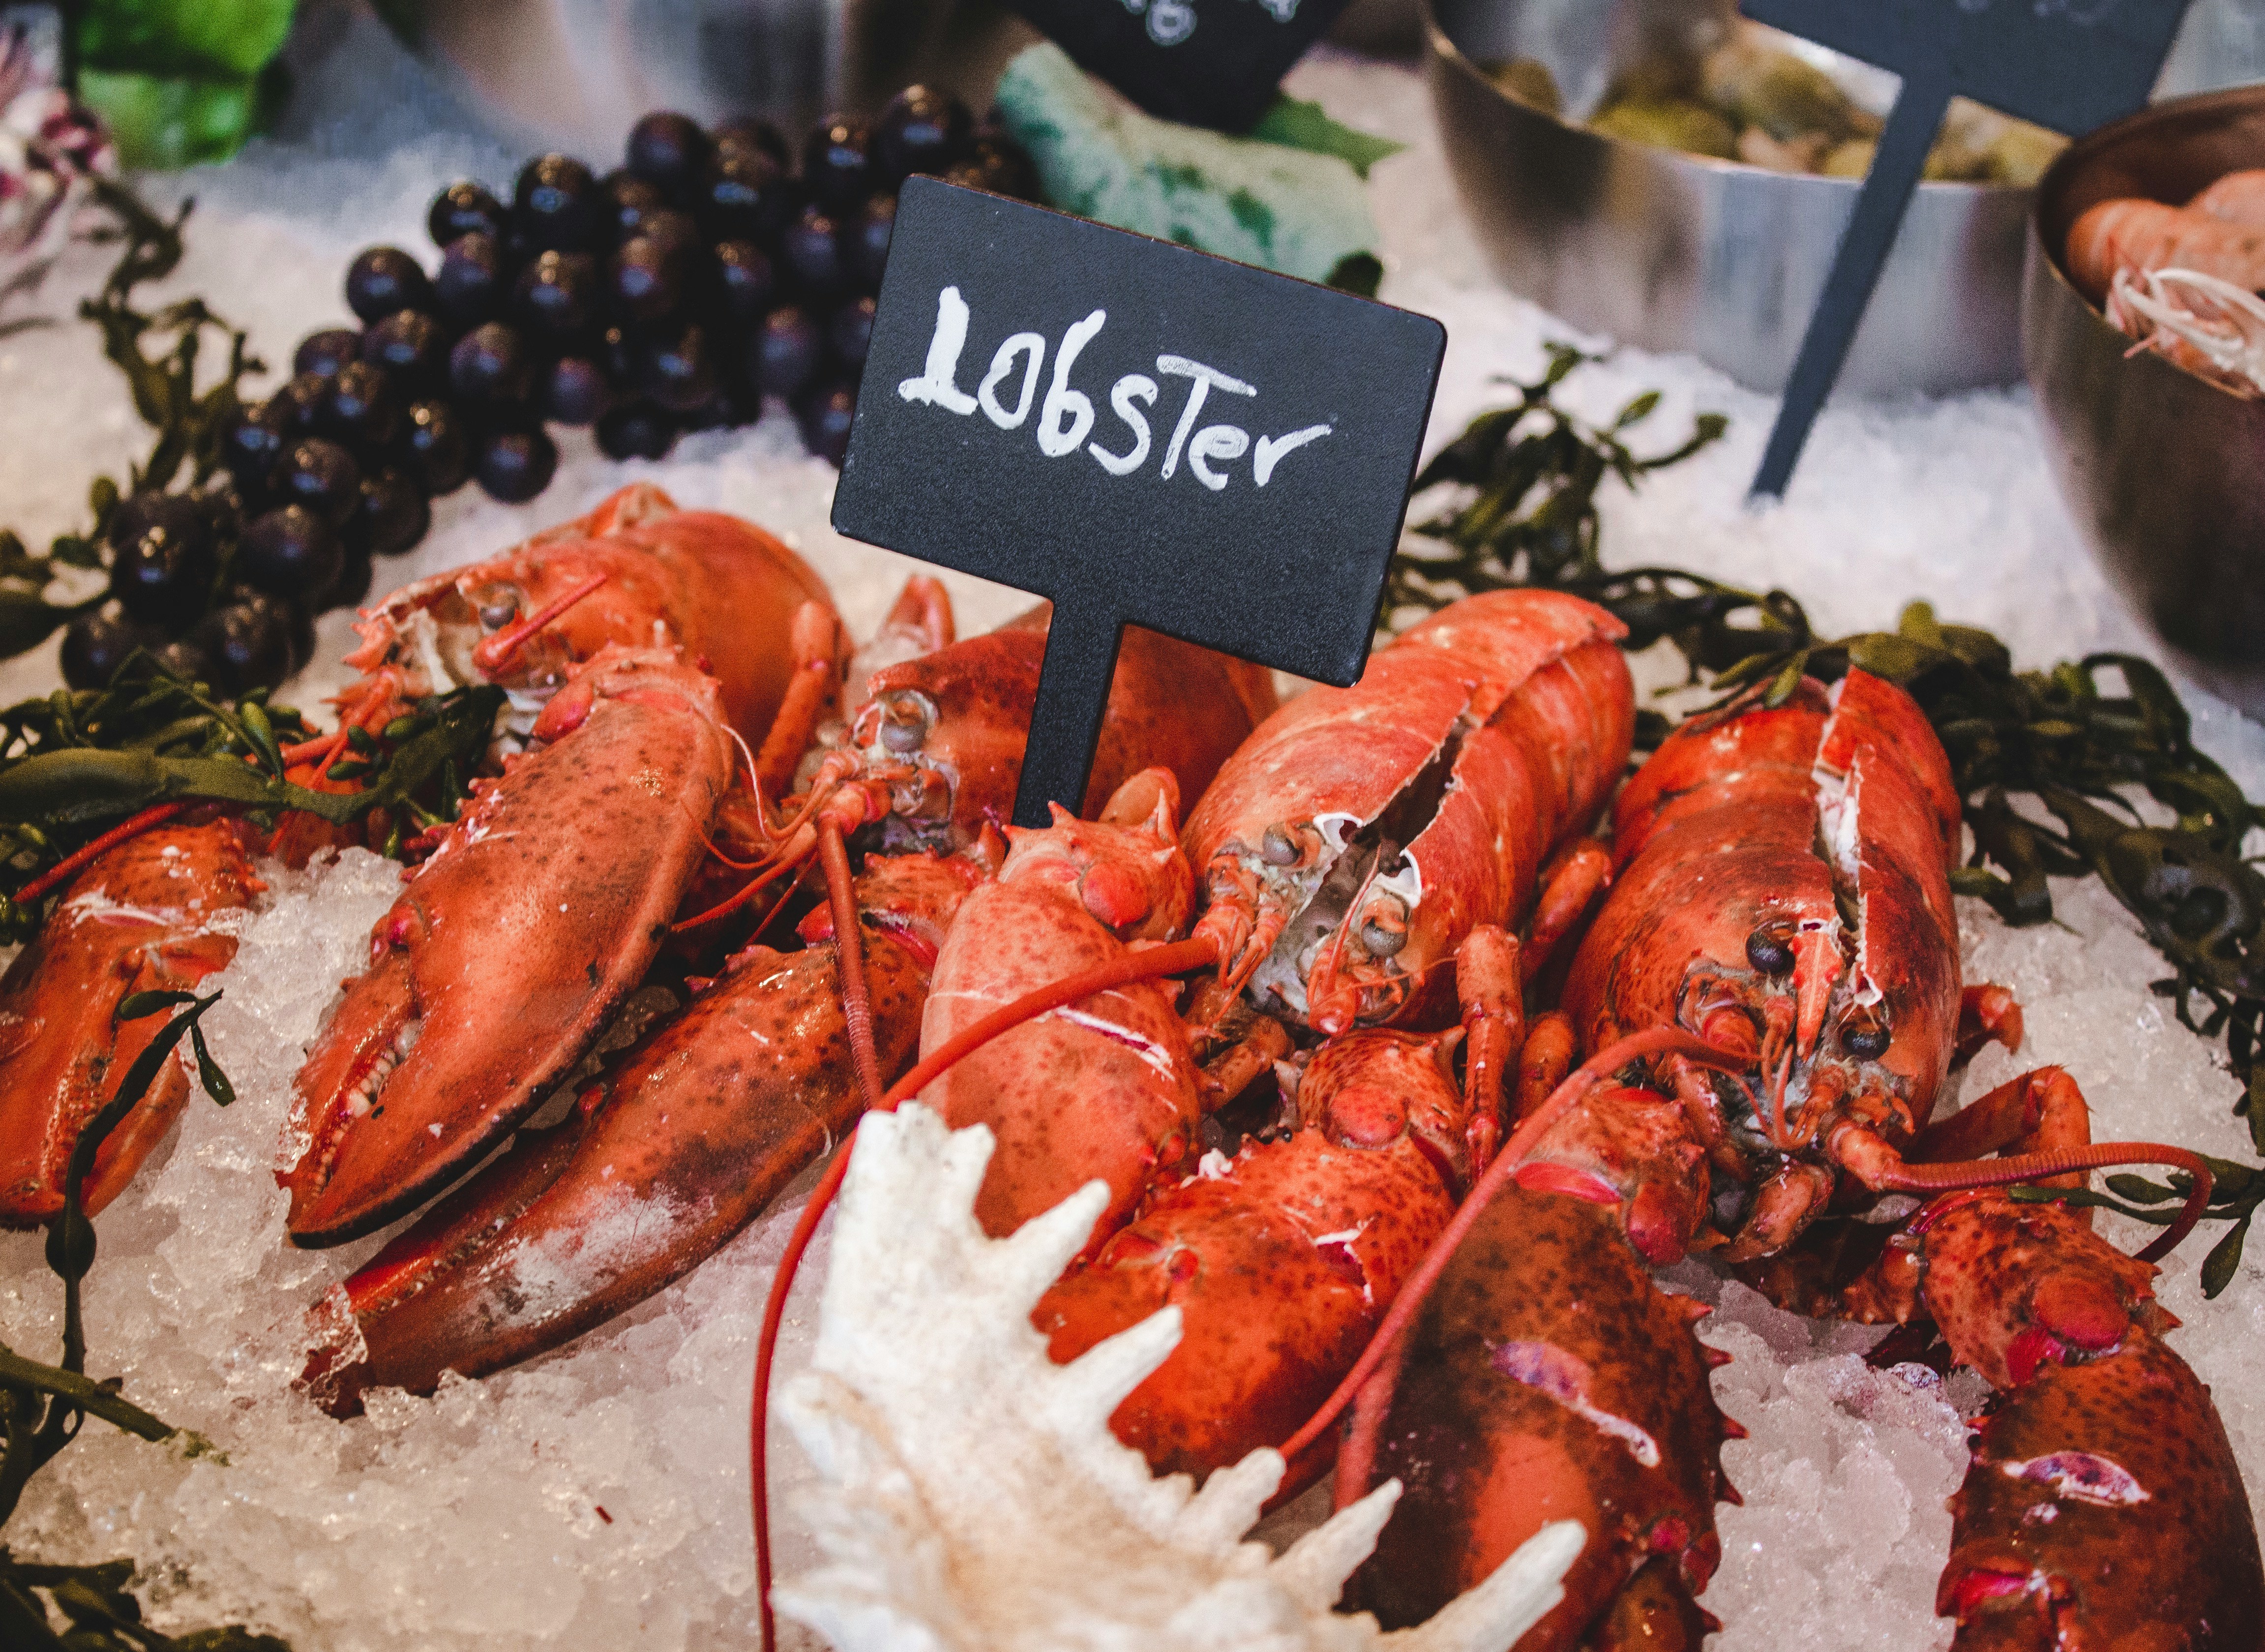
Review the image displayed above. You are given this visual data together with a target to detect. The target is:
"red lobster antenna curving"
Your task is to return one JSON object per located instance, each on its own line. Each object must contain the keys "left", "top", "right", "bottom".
{"left": 748, "top": 836, "right": 1220, "bottom": 1652}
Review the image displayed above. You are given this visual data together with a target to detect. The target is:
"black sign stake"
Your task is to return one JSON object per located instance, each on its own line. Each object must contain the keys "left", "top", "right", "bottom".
{"left": 833, "top": 178, "right": 1445, "bottom": 828}
{"left": 1004, "top": 0, "right": 1357, "bottom": 130}
{"left": 1744, "top": 0, "right": 2192, "bottom": 502}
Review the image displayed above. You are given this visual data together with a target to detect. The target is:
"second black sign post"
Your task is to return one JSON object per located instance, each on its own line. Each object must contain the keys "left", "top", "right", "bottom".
{"left": 834, "top": 178, "right": 1445, "bottom": 827}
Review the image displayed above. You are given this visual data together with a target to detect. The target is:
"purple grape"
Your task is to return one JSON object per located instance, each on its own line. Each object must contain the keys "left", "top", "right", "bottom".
{"left": 449, "top": 322, "right": 534, "bottom": 407}
{"left": 830, "top": 295, "right": 876, "bottom": 369}
{"left": 434, "top": 230, "right": 506, "bottom": 328}
{"left": 847, "top": 194, "right": 894, "bottom": 291}
{"left": 107, "top": 492, "right": 214, "bottom": 630}
{"left": 360, "top": 310, "right": 450, "bottom": 397}
{"left": 221, "top": 398, "right": 293, "bottom": 490}
{"left": 312, "top": 360, "right": 400, "bottom": 450}
{"left": 152, "top": 636, "right": 213, "bottom": 685}
{"left": 280, "top": 370, "right": 333, "bottom": 435}
{"left": 795, "top": 379, "right": 859, "bottom": 465}
{"left": 974, "top": 130, "right": 1041, "bottom": 200}
{"left": 237, "top": 505, "right": 344, "bottom": 602}
{"left": 273, "top": 438, "right": 363, "bottom": 528}
{"left": 429, "top": 180, "right": 506, "bottom": 247}
{"left": 346, "top": 247, "right": 434, "bottom": 324}
{"left": 193, "top": 597, "right": 293, "bottom": 694}
{"left": 542, "top": 355, "right": 611, "bottom": 425}
{"left": 600, "top": 169, "right": 670, "bottom": 243}
{"left": 350, "top": 466, "right": 431, "bottom": 556}
{"left": 476, "top": 425, "right": 560, "bottom": 503}
{"left": 639, "top": 207, "right": 700, "bottom": 259}
{"left": 294, "top": 328, "right": 362, "bottom": 380}
{"left": 626, "top": 112, "right": 711, "bottom": 198}
{"left": 782, "top": 206, "right": 848, "bottom": 298}
{"left": 60, "top": 608, "right": 164, "bottom": 690}
{"left": 606, "top": 235, "right": 684, "bottom": 327}
{"left": 638, "top": 324, "right": 718, "bottom": 413}
{"left": 512, "top": 154, "right": 600, "bottom": 251}
{"left": 711, "top": 116, "right": 788, "bottom": 167}
{"left": 712, "top": 240, "right": 776, "bottom": 325}
{"left": 872, "top": 87, "right": 973, "bottom": 184}
{"left": 751, "top": 305, "right": 821, "bottom": 396}
{"left": 596, "top": 400, "right": 678, "bottom": 460}
{"left": 402, "top": 399, "right": 471, "bottom": 495}
{"left": 513, "top": 249, "right": 601, "bottom": 346}
{"left": 700, "top": 147, "right": 796, "bottom": 245}
{"left": 803, "top": 117, "right": 873, "bottom": 210}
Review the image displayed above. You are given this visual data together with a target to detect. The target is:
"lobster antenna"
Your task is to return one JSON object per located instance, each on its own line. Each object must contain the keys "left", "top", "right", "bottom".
{"left": 15, "top": 802, "right": 190, "bottom": 905}
{"left": 1878, "top": 1143, "right": 2214, "bottom": 1264}
{"left": 472, "top": 572, "right": 609, "bottom": 673}
{"left": 749, "top": 930, "right": 1221, "bottom": 1652}
{"left": 670, "top": 825, "right": 817, "bottom": 934}
{"left": 1277, "top": 1027, "right": 1748, "bottom": 1469}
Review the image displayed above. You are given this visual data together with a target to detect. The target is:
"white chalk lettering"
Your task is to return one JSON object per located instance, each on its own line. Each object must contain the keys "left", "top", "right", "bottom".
{"left": 1253, "top": 423, "right": 1331, "bottom": 485}
{"left": 1156, "top": 355, "right": 1256, "bottom": 480}
{"left": 1188, "top": 424, "right": 1250, "bottom": 490}
{"left": 1090, "top": 373, "right": 1158, "bottom": 476}
{"left": 1037, "top": 309, "right": 1107, "bottom": 457}
{"left": 979, "top": 332, "right": 1046, "bottom": 428}
{"left": 898, "top": 285, "right": 980, "bottom": 414}
{"left": 896, "top": 289, "right": 1336, "bottom": 492}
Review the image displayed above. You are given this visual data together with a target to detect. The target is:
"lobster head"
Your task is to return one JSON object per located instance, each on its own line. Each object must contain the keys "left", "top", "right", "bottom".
{"left": 347, "top": 482, "right": 829, "bottom": 744}
{"left": 1565, "top": 670, "right": 1965, "bottom": 1255}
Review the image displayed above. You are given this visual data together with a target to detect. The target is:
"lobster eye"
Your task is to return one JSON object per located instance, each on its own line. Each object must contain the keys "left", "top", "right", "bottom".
{"left": 878, "top": 693, "right": 930, "bottom": 754}
{"left": 1745, "top": 926, "right": 1796, "bottom": 975}
{"left": 1358, "top": 900, "right": 1408, "bottom": 958}
{"left": 478, "top": 597, "right": 519, "bottom": 631}
{"left": 1842, "top": 1022, "right": 1891, "bottom": 1060}
{"left": 1260, "top": 823, "right": 1301, "bottom": 866}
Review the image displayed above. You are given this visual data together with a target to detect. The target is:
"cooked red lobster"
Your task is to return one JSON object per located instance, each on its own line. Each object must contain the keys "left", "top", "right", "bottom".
{"left": 1329, "top": 670, "right": 2262, "bottom": 1650}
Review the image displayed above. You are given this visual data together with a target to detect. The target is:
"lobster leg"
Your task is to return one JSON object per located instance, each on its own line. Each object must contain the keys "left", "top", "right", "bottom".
{"left": 750, "top": 600, "right": 850, "bottom": 802}
{"left": 1524, "top": 840, "right": 1610, "bottom": 977}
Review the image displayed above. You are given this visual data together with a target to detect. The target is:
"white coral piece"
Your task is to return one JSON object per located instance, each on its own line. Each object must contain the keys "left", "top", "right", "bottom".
{"left": 775, "top": 1105, "right": 1582, "bottom": 1652}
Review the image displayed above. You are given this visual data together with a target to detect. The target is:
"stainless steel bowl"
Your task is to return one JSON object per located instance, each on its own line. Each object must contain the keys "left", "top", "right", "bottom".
{"left": 371, "top": 0, "right": 1041, "bottom": 158}
{"left": 2023, "top": 85, "right": 2265, "bottom": 716}
{"left": 1422, "top": 0, "right": 2031, "bottom": 396}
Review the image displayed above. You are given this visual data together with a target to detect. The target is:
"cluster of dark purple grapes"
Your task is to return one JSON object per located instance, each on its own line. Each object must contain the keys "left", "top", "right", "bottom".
{"left": 54, "top": 89, "right": 1035, "bottom": 698}
{"left": 394, "top": 91, "right": 1031, "bottom": 477}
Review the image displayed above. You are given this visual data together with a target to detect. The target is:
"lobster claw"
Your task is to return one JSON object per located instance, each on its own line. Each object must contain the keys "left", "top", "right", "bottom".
{"left": 279, "top": 647, "right": 738, "bottom": 1247}
{"left": 301, "top": 929, "right": 933, "bottom": 1415}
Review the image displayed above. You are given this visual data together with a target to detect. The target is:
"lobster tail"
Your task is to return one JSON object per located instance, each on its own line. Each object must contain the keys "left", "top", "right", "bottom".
{"left": 1942, "top": 1332, "right": 2260, "bottom": 1651}
{"left": 1851, "top": 1192, "right": 2264, "bottom": 1650}
{"left": 1340, "top": 1183, "right": 1735, "bottom": 1648}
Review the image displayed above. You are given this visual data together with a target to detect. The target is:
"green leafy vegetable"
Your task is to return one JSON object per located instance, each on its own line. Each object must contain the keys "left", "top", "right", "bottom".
{"left": 79, "top": 0, "right": 298, "bottom": 80}
{"left": 1248, "top": 94, "right": 1405, "bottom": 180}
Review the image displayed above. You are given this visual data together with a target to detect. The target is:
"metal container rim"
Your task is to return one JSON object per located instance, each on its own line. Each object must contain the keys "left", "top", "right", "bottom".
{"left": 1418, "top": 0, "right": 2033, "bottom": 199}
{"left": 2028, "top": 79, "right": 2265, "bottom": 413}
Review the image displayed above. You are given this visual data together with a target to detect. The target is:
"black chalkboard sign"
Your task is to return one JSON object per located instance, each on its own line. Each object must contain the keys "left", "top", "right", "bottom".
{"left": 1005, "top": 0, "right": 1357, "bottom": 130}
{"left": 833, "top": 177, "right": 1444, "bottom": 827}
{"left": 1745, "top": 0, "right": 2191, "bottom": 499}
